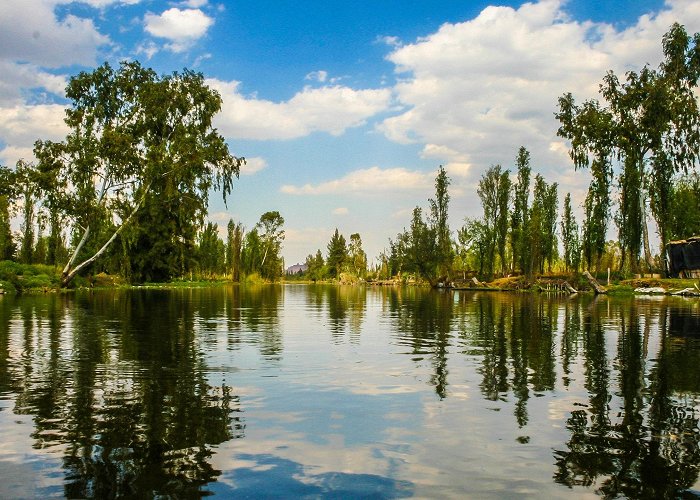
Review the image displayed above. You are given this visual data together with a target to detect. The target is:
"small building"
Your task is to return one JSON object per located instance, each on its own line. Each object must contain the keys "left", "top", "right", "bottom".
{"left": 667, "top": 237, "right": 700, "bottom": 278}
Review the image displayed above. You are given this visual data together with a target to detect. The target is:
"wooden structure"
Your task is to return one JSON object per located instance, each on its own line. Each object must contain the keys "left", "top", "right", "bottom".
{"left": 667, "top": 237, "right": 700, "bottom": 278}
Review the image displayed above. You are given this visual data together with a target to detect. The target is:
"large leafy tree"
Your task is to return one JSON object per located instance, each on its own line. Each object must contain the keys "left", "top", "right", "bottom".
{"left": 557, "top": 23, "right": 700, "bottom": 274}
{"left": 34, "top": 61, "right": 243, "bottom": 286}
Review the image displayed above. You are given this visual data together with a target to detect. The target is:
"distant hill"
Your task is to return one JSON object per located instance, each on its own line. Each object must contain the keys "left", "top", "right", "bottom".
{"left": 285, "top": 263, "right": 308, "bottom": 275}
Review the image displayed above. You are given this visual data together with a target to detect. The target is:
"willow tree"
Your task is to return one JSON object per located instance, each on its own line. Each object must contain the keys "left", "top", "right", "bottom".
{"left": 557, "top": 23, "right": 700, "bottom": 274}
{"left": 34, "top": 61, "right": 243, "bottom": 286}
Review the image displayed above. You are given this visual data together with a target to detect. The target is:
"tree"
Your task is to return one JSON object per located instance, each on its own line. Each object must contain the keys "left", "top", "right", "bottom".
{"left": 226, "top": 220, "right": 244, "bottom": 281}
{"left": 459, "top": 218, "right": 489, "bottom": 277}
{"left": 511, "top": 147, "right": 531, "bottom": 274}
{"left": 429, "top": 165, "right": 453, "bottom": 277}
{"left": 241, "top": 228, "right": 262, "bottom": 277}
{"left": 668, "top": 174, "right": 700, "bottom": 240}
{"left": 305, "top": 249, "right": 325, "bottom": 281}
{"left": 256, "top": 211, "right": 285, "bottom": 280}
{"left": 347, "top": 233, "right": 367, "bottom": 277}
{"left": 0, "top": 166, "right": 16, "bottom": 260}
{"left": 198, "top": 223, "right": 224, "bottom": 277}
{"left": 15, "top": 160, "right": 38, "bottom": 264}
{"left": 527, "top": 174, "right": 558, "bottom": 274}
{"left": 557, "top": 23, "right": 700, "bottom": 274}
{"left": 561, "top": 193, "right": 581, "bottom": 272}
{"left": 326, "top": 229, "right": 347, "bottom": 278}
{"left": 477, "top": 165, "right": 510, "bottom": 276}
{"left": 34, "top": 61, "right": 243, "bottom": 286}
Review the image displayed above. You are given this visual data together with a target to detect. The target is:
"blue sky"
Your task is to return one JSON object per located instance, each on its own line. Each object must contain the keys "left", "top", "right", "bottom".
{"left": 1, "top": 0, "right": 698, "bottom": 266}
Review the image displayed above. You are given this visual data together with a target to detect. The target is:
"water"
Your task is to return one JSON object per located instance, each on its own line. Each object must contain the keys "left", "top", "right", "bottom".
{"left": 0, "top": 285, "right": 699, "bottom": 498}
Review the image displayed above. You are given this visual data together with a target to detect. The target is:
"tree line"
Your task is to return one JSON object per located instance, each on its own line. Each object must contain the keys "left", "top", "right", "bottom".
{"left": 1, "top": 24, "right": 699, "bottom": 287}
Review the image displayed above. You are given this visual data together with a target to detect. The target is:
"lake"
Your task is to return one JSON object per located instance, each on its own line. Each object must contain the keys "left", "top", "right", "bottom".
{"left": 0, "top": 285, "right": 699, "bottom": 498}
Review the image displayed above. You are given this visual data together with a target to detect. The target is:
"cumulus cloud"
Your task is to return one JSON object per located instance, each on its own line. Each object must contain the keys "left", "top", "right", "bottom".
{"left": 280, "top": 166, "right": 434, "bottom": 195}
{"left": 144, "top": 8, "right": 213, "bottom": 52}
{"left": 0, "top": 62, "right": 67, "bottom": 106}
{"left": 0, "top": 104, "right": 68, "bottom": 164}
{"left": 240, "top": 156, "right": 267, "bottom": 175}
{"left": 0, "top": 0, "right": 110, "bottom": 68}
{"left": 208, "top": 79, "right": 392, "bottom": 140}
{"left": 379, "top": 0, "right": 700, "bottom": 179}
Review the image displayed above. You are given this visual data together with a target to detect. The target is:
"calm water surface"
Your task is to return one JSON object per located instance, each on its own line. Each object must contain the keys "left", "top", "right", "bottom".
{"left": 0, "top": 285, "right": 699, "bottom": 498}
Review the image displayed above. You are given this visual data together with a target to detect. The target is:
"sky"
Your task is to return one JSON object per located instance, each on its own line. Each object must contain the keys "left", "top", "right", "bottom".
{"left": 1, "top": 0, "right": 699, "bottom": 267}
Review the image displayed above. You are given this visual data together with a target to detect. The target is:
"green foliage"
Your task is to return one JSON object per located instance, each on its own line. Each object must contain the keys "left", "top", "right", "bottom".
{"left": 557, "top": 23, "right": 700, "bottom": 275}
{"left": 34, "top": 60, "right": 243, "bottom": 286}
{"left": 326, "top": 228, "right": 347, "bottom": 278}
{"left": 305, "top": 249, "right": 326, "bottom": 281}
{"left": 226, "top": 220, "right": 244, "bottom": 281}
{"left": 429, "top": 165, "right": 453, "bottom": 276}
{"left": 511, "top": 147, "right": 531, "bottom": 274}
{"left": 668, "top": 174, "right": 700, "bottom": 240}
{"left": 561, "top": 193, "right": 581, "bottom": 272}
{"left": 0, "top": 261, "right": 61, "bottom": 293}
{"left": 256, "top": 211, "right": 285, "bottom": 280}
{"left": 347, "top": 233, "right": 367, "bottom": 278}
{"left": 477, "top": 164, "right": 511, "bottom": 276}
{"left": 198, "top": 222, "right": 225, "bottom": 277}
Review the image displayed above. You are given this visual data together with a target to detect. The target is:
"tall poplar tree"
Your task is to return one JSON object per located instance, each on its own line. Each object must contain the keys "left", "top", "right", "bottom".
{"left": 511, "top": 147, "right": 531, "bottom": 274}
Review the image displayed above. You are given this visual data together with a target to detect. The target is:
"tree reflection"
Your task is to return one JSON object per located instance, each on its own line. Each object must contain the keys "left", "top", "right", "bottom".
{"left": 389, "top": 287, "right": 452, "bottom": 399}
{"left": 554, "top": 298, "right": 700, "bottom": 497}
{"left": 0, "top": 291, "right": 244, "bottom": 497}
{"left": 223, "top": 284, "right": 283, "bottom": 359}
{"left": 465, "top": 293, "right": 557, "bottom": 427}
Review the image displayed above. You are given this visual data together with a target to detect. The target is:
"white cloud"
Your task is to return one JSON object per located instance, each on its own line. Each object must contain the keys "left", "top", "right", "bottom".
{"left": 135, "top": 41, "right": 159, "bottom": 60}
{"left": 305, "top": 70, "right": 328, "bottom": 83}
{"left": 0, "top": 104, "right": 68, "bottom": 164}
{"left": 333, "top": 207, "right": 349, "bottom": 215}
{"left": 280, "top": 166, "right": 434, "bottom": 195}
{"left": 379, "top": 0, "right": 700, "bottom": 179}
{"left": 78, "top": 0, "right": 142, "bottom": 7}
{"left": 0, "top": 62, "right": 67, "bottom": 106}
{"left": 240, "top": 156, "right": 267, "bottom": 175}
{"left": 144, "top": 8, "right": 213, "bottom": 52}
{"left": 208, "top": 79, "right": 392, "bottom": 140}
{"left": 377, "top": 35, "right": 402, "bottom": 48}
{"left": 181, "top": 0, "right": 208, "bottom": 7}
{"left": 0, "top": 1, "right": 110, "bottom": 68}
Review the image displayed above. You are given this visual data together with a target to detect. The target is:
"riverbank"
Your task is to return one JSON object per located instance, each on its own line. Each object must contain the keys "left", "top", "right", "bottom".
{"left": 2, "top": 261, "right": 698, "bottom": 298}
